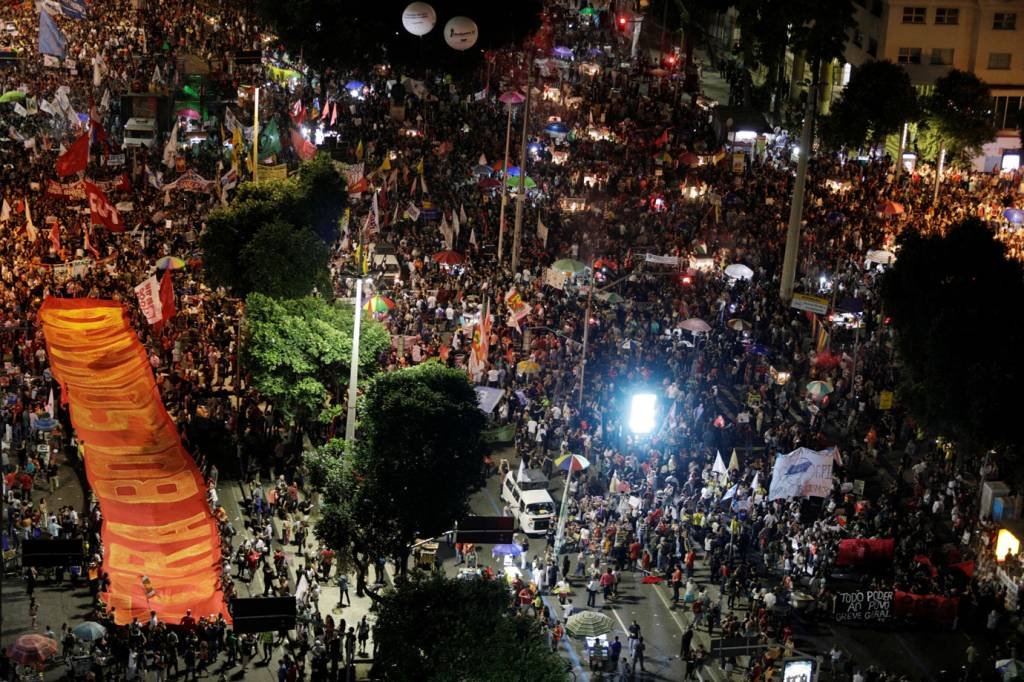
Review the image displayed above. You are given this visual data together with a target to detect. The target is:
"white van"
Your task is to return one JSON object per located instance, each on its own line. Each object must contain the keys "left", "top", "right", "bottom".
{"left": 123, "top": 118, "right": 157, "bottom": 148}
{"left": 501, "top": 469, "right": 556, "bottom": 536}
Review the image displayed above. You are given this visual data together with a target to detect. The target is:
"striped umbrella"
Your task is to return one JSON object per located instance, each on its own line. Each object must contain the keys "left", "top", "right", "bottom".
{"left": 363, "top": 295, "right": 395, "bottom": 313}
{"left": 6, "top": 634, "right": 58, "bottom": 666}
{"left": 806, "top": 380, "right": 834, "bottom": 401}
{"left": 565, "top": 610, "right": 614, "bottom": 639}
{"left": 556, "top": 453, "right": 590, "bottom": 473}
{"left": 155, "top": 255, "right": 187, "bottom": 270}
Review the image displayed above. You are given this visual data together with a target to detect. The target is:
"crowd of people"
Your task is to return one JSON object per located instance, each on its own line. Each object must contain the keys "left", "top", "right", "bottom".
{"left": 2, "top": 0, "right": 1024, "bottom": 680}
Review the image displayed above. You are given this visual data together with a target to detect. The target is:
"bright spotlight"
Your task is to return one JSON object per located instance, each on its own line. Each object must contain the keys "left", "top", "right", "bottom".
{"left": 629, "top": 393, "right": 657, "bottom": 434}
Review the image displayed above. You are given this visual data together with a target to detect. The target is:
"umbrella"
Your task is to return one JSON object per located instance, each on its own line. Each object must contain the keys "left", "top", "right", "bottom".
{"left": 680, "top": 318, "right": 711, "bottom": 333}
{"left": 544, "top": 122, "right": 569, "bottom": 135}
{"left": 556, "top": 453, "right": 590, "bottom": 473}
{"left": 1003, "top": 208, "right": 1024, "bottom": 224}
{"left": 726, "top": 318, "right": 751, "bottom": 332}
{"left": 499, "top": 90, "right": 526, "bottom": 105}
{"left": 747, "top": 343, "right": 771, "bottom": 356}
{"left": 865, "top": 249, "right": 896, "bottom": 266}
{"left": 678, "top": 151, "right": 699, "bottom": 166}
{"left": 432, "top": 250, "right": 466, "bottom": 265}
{"left": 813, "top": 350, "right": 841, "bottom": 369}
{"left": 565, "top": 611, "right": 614, "bottom": 639}
{"left": 648, "top": 67, "right": 669, "bottom": 77}
{"left": 6, "top": 634, "right": 58, "bottom": 666}
{"left": 826, "top": 211, "right": 846, "bottom": 223}
{"left": 877, "top": 200, "right": 904, "bottom": 215}
{"left": 471, "top": 164, "right": 493, "bottom": 177}
{"left": 806, "top": 380, "right": 834, "bottom": 400}
{"left": 598, "top": 292, "right": 624, "bottom": 304}
{"left": 553, "top": 583, "right": 572, "bottom": 595}
{"left": 0, "top": 90, "right": 26, "bottom": 103}
{"left": 725, "top": 263, "right": 754, "bottom": 280}
{"left": 345, "top": 80, "right": 364, "bottom": 91}
{"left": 156, "top": 255, "right": 187, "bottom": 270}
{"left": 72, "top": 621, "right": 107, "bottom": 642}
{"left": 34, "top": 417, "right": 58, "bottom": 432}
{"left": 516, "top": 360, "right": 541, "bottom": 375}
{"left": 592, "top": 258, "right": 617, "bottom": 270}
{"left": 579, "top": 6, "right": 596, "bottom": 15}
{"left": 997, "top": 659, "right": 1024, "bottom": 681}
{"left": 505, "top": 166, "right": 522, "bottom": 177}
{"left": 551, "top": 258, "right": 585, "bottom": 274}
{"left": 477, "top": 178, "right": 500, "bottom": 189}
{"left": 491, "top": 543, "right": 524, "bottom": 557}
{"left": 507, "top": 175, "right": 536, "bottom": 189}
{"left": 552, "top": 46, "right": 573, "bottom": 59}
{"left": 363, "top": 295, "right": 395, "bottom": 313}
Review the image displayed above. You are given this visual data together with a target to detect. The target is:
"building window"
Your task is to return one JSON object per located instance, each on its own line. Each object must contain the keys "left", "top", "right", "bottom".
{"left": 902, "top": 7, "right": 926, "bottom": 24}
{"left": 992, "top": 96, "right": 1023, "bottom": 130}
{"left": 934, "top": 8, "right": 959, "bottom": 25}
{"left": 930, "top": 48, "right": 954, "bottom": 65}
{"left": 898, "top": 47, "right": 923, "bottom": 64}
{"left": 988, "top": 52, "right": 1012, "bottom": 70}
{"left": 868, "top": 37, "right": 878, "bottom": 57}
{"left": 993, "top": 13, "right": 1017, "bottom": 30}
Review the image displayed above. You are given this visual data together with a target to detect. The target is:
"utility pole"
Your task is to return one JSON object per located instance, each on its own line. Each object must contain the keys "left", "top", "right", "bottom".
{"left": 252, "top": 86, "right": 260, "bottom": 184}
{"left": 779, "top": 77, "right": 817, "bottom": 302}
{"left": 497, "top": 100, "right": 514, "bottom": 264}
{"left": 345, "top": 278, "right": 365, "bottom": 445}
{"left": 511, "top": 56, "right": 533, "bottom": 274}
{"left": 933, "top": 145, "right": 946, "bottom": 204}
{"left": 894, "top": 122, "right": 908, "bottom": 181}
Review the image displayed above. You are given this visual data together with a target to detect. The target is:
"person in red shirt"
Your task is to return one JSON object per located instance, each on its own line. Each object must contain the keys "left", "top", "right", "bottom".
{"left": 599, "top": 568, "right": 615, "bottom": 601}
{"left": 671, "top": 565, "right": 684, "bottom": 602}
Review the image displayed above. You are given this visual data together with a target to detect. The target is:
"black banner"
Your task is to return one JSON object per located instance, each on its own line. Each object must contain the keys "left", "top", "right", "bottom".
{"left": 833, "top": 590, "right": 893, "bottom": 624}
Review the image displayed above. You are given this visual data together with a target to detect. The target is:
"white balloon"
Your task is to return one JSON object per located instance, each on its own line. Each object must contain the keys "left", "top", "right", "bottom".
{"left": 402, "top": 2, "right": 436, "bottom": 36}
{"left": 444, "top": 16, "right": 478, "bottom": 51}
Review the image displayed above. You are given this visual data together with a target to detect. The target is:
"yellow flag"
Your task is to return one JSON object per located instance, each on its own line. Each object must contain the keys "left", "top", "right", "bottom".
{"left": 379, "top": 156, "right": 392, "bottom": 172}
{"left": 355, "top": 140, "right": 364, "bottom": 160}
{"left": 415, "top": 157, "right": 424, "bottom": 175}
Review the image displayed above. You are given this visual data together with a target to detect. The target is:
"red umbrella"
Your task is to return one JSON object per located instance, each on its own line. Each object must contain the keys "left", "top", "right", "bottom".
{"left": 477, "top": 178, "right": 500, "bottom": 189}
{"left": 432, "top": 250, "right": 466, "bottom": 266}
{"left": 6, "top": 634, "right": 58, "bottom": 667}
{"left": 593, "top": 258, "right": 618, "bottom": 271}
{"left": 877, "top": 200, "right": 904, "bottom": 216}
{"left": 678, "top": 151, "right": 699, "bottom": 166}
{"left": 813, "top": 349, "right": 841, "bottom": 369}
{"left": 499, "top": 90, "right": 526, "bottom": 105}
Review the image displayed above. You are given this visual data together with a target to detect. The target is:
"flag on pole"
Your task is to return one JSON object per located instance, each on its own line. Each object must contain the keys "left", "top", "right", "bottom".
{"left": 83, "top": 225, "right": 100, "bottom": 259}
{"left": 469, "top": 227, "right": 477, "bottom": 247}
{"left": 751, "top": 471, "right": 761, "bottom": 492}
{"left": 25, "top": 199, "right": 37, "bottom": 242}
{"left": 133, "top": 275, "right": 163, "bottom": 325}
{"left": 420, "top": 174, "right": 429, "bottom": 195}
{"left": 537, "top": 216, "right": 549, "bottom": 246}
{"left": 49, "top": 220, "right": 61, "bottom": 253}
{"left": 729, "top": 449, "right": 740, "bottom": 471}
{"left": 159, "top": 268, "right": 176, "bottom": 323}
{"left": 451, "top": 207, "right": 460, "bottom": 237}
{"left": 722, "top": 484, "right": 738, "bottom": 501}
{"left": 712, "top": 450, "right": 728, "bottom": 478}
{"left": 459, "top": 203, "right": 468, "bottom": 225}
{"left": 0, "top": 198, "right": 10, "bottom": 223}
{"left": 38, "top": 11, "right": 68, "bottom": 59}
{"left": 55, "top": 133, "right": 89, "bottom": 176}
{"left": 162, "top": 120, "right": 179, "bottom": 168}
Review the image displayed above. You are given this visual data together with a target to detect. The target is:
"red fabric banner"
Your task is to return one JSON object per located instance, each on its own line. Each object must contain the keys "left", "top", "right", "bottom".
{"left": 893, "top": 591, "right": 959, "bottom": 625}
{"left": 835, "top": 538, "right": 895, "bottom": 567}
{"left": 84, "top": 180, "right": 124, "bottom": 231}
{"left": 56, "top": 133, "right": 90, "bottom": 177}
{"left": 38, "top": 299, "right": 229, "bottom": 625}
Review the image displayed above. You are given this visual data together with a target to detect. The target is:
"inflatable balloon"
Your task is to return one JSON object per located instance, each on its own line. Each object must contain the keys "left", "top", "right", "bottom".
{"left": 444, "top": 16, "right": 478, "bottom": 51}
{"left": 402, "top": 2, "right": 436, "bottom": 36}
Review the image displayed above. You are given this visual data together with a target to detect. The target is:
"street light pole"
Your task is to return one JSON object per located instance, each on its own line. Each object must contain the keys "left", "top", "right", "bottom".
{"left": 497, "top": 102, "right": 514, "bottom": 264}
{"left": 553, "top": 466, "right": 575, "bottom": 557}
{"left": 345, "top": 278, "right": 365, "bottom": 444}
{"left": 252, "top": 86, "right": 259, "bottom": 184}
{"left": 779, "top": 78, "right": 817, "bottom": 302}
{"left": 511, "top": 56, "right": 533, "bottom": 274}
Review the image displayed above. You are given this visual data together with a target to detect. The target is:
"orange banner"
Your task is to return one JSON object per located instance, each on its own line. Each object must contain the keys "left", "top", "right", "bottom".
{"left": 38, "top": 298, "right": 229, "bottom": 625}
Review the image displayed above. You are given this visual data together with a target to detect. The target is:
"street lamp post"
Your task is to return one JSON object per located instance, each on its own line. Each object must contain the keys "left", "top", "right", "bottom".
{"left": 345, "top": 278, "right": 366, "bottom": 444}
{"left": 779, "top": 79, "right": 817, "bottom": 302}
{"left": 497, "top": 102, "right": 514, "bottom": 264}
{"left": 511, "top": 56, "right": 533, "bottom": 274}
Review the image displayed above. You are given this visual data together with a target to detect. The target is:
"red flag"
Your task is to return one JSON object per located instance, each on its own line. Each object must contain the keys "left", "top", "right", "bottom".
{"left": 83, "top": 180, "right": 124, "bottom": 232}
{"left": 330, "top": 101, "right": 338, "bottom": 127}
{"left": 49, "top": 221, "right": 61, "bottom": 253}
{"left": 159, "top": 268, "right": 176, "bottom": 323}
{"left": 289, "top": 127, "right": 317, "bottom": 161}
{"left": 289, "top": 99, "right": 306, "bottom": 126}
{"left": 84, "top": 225, "right": 100, "bottom": 259}
{"left": 56, "top": 134, "right": 90, "bottom": 177}
{"left": 89, "top": 99, "right": 110, "bottom": 158}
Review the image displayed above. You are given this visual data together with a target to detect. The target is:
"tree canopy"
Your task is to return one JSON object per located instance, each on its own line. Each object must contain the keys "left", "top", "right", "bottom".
{"left": 200, "top": 154, "right": 346, "bottom": 298}
{"left": 821, "top": 60, "right": 919, "bottom": 150}
{"left": 373, "top": 574, "right": 567, "bottom": 682}
{"left": 882, "top": 218, "right": 1024, "bottom": 452}
{"left": 243, "top": 293, "right": 390, "bottom": 425}
{"left": 923, "top": 69, "right": 997, "bottom": 161}
{"left": 306, "top": 362, "right": 487, "bottom": 594}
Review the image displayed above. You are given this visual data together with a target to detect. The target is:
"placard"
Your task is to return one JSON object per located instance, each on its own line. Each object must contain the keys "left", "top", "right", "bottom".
{"left": 833, "top": 590, "right": 893, "bottom": 623}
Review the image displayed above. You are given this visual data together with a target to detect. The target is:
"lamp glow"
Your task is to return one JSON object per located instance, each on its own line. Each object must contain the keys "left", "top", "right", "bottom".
{"left": 997, "top": 528, "right": 1020, "bottom": 562}
{"left": 628, "top": 394, "right": 657, "bottom": 434}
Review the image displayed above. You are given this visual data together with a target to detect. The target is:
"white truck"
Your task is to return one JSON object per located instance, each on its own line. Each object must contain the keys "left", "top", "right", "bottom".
{"left": 501, "top": 469, "right": 556, "bottom": 536}
{"left": 123, "top": 117, "right": 157, "bottom": 148}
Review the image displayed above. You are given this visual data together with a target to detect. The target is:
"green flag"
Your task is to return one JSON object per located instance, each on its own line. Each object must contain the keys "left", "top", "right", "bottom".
{"left": 259, "top": 119, "right": 281, "bottom": 160}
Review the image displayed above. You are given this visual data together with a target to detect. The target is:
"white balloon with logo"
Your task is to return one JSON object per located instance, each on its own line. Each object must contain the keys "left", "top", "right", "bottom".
{"left": 444, "top": 16, "right": 478, "bottom": 50}
{"left": 402, "top": 2, "right": 436, "bottom": 36}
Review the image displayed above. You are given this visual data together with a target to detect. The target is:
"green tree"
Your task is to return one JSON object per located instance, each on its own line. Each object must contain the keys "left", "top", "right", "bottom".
{"left": 820, "top": 60, "right": 919, "bottom": 150}
{"left": 200, "top": 155, "right": 347, "bottom": 297}
{"left": 882, "top": 218, "right": 1024, "bottom": 452}
{"left": 373, "top": 575, "right": 567, "bottom": 682}
{"left": 306, "top": 363, "right": 487, "bottom": 596}
{"left": 241, "top": 220, "right": 330, "bottom": 299}
{"left": 243, "top": 293, "right": 390, "bottom": 425}
{"left": 923, "top": 69, "right": 997, "bottom": 162}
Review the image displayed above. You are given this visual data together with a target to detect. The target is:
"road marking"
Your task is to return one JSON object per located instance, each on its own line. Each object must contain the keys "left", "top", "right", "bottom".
{"left": 649, "top": 583, "right": 689, "bottom": 634}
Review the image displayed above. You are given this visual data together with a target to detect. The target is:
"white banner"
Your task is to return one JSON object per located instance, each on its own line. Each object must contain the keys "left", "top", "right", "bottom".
{"left": 645, "top": 253, "right": 679, "bottom": 266}
{"left": 768, "top": 447, "right": 836, "bottom": 501}
{"left": 544, "top": 268, "right": 567, "bottom": 290}
{"left": 133, "top": 275, "right": 163, "bottom": 324}
{"left": 537, "top": 217, "right": 548, "bottom": 246}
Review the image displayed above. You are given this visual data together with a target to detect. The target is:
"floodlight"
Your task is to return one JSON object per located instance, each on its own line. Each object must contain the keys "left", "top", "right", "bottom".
{"left": 628, "top": 393, "right": 656, "bottom": 434}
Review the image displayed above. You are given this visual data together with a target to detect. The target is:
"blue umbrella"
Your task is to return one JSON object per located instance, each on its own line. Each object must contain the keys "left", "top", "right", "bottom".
{"left": 1004, "top": 208, "right": 1024, "bottom": 224}
{"left": 35, "top": 418, "right": 58, "bottom": 432}
{"left": 826, "top": 211, "right": 846, "bottom": 223}
{"left": 345, "top": 80, "right": 364, "bottom": 91}
{"left": 491, "top": 543, "right": 524, "bottom": 557}
{"left": 747, "top": 343, "right": 771, "bottom": 356}
{"left": 544, "top": 122, "right": 569, "bottom": 135}
{"left": 506, "top": 166, "right": 522, "bottom": 177}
